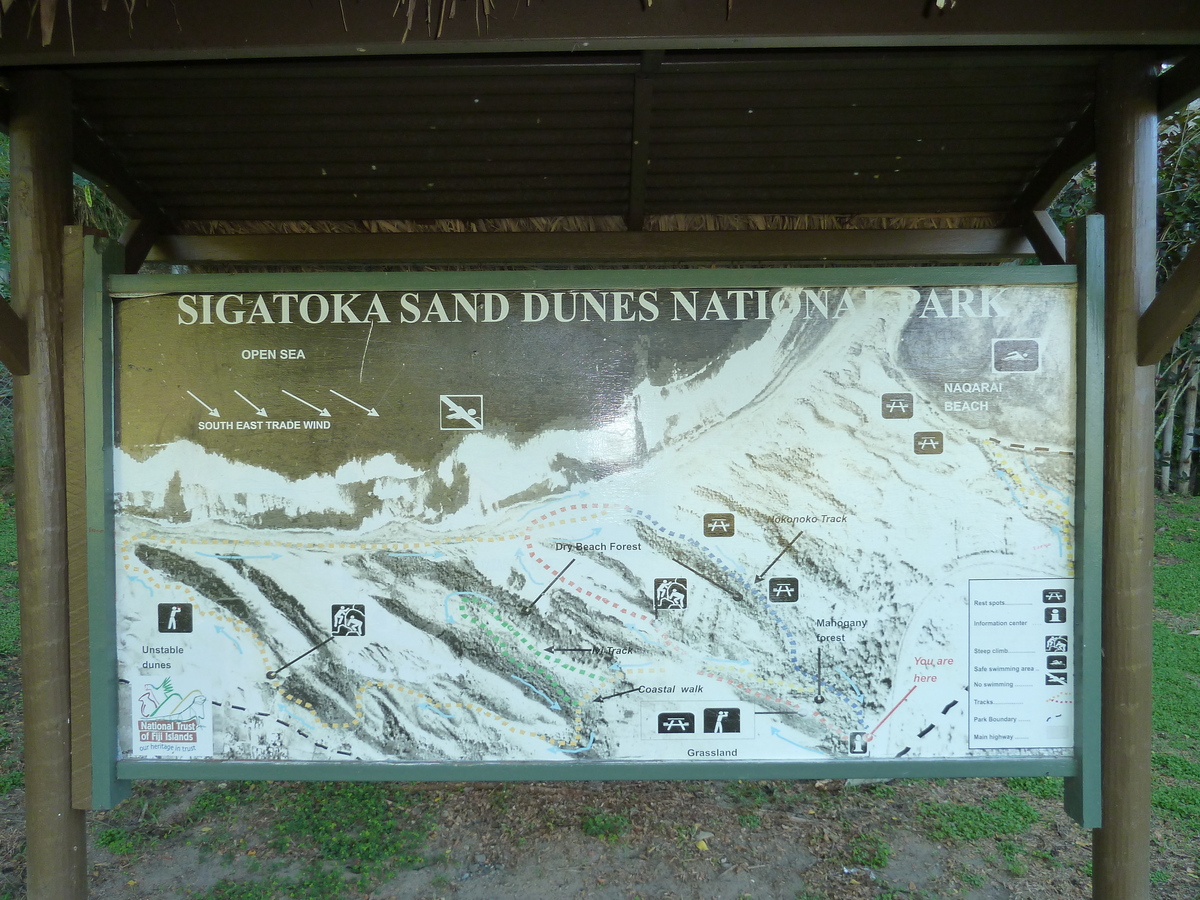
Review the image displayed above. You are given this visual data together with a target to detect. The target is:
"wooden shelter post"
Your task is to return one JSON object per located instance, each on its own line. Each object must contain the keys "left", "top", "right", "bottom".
{"left": 1093, "top": 51, "right": 1159, "bottom": 900}
{"left": 9, "top": 70, "right": 88, "bottom": 900}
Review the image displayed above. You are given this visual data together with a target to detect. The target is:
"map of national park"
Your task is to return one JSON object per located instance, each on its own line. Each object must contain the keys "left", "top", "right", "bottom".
{"left": 112, "top": 278, "right": 1078, "bottom": 765}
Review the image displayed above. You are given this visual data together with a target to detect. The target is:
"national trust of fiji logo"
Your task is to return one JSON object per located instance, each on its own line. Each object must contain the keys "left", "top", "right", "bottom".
{"left": 136, "top": 676, "right": 207, "bottom": 746}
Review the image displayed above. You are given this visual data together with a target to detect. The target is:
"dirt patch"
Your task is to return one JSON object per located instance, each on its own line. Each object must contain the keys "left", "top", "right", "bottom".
{"left": 71, "top": 776, "right": 1111, "bottom": 900}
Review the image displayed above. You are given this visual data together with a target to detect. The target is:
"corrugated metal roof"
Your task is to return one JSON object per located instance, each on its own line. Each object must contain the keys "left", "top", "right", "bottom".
{"left": 66, "top": 49, "right": 1103, "bottom": 226}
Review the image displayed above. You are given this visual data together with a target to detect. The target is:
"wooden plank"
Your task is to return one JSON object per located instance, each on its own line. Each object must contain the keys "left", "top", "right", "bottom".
{"left": 61, "top": 227, "right": 90, "bottom": 811}
{"left": 156, "top": 183, "right": 1016, "bottom": 207}
{"left": 1, "top": 0, "right": 1197, "bottom": 65}
{"left": 126, "top": 153, "right": 1039, "bottom": 178}
{"left": 0, "top": 301, "right": 29, "bottom": 376}
{"left": 1093, "top": 50, "right": 1158, "bottom": 900}
{"left": 148, "top": 169, "right": 1030, "bottom": 196}
{"left": 75, "top": 81, "right": 1094, "bottom": 115}
{"left": 626, "top": 52, "right": 659, "bottom": 231}
{"left": 106, "top": 127, "right": 634, "bottom": 151}
{"left": 119, "top": 216, "right": 166, "bottom": 275}
{"left": 71, "top": 118, "right": 169, "bottom": 222}
{"left": 1022, "top": 209, "right": 1068, "bottom": 265}
{"left": 1064, "top": 213, "right": 1105, "bottom": 827}
{"left": 155, "top": 174, "right": 632, "bottom": 194}
{"left": 87, "top": 104, "right": 1085, "bottom": 135}
{"left": 88, "top": 109, "right": 636, "bottom": 133}
{"left": 146, "top": 229, "right": 1037, "bottom": 264}
{"left": 9, "top": 68, "right": 88, "bottom": 900}
{"left": 76, "top": 90, "right": 635, "bottom": 117}
{"left": 163, "top": 199, "right": 1016, "bottom": 218}
{"left": 111, "top": 133, "right": 1057, "bottom": 160}
{"left": 1011, "top": 106, "right": 1097, "bottom": 215}
{"left": 1159, "top": 52, "right": 1200, "bottom": 114}
{"left": 66, "top": 50, "right": 1100, "bottom": 86}
{"left": 1138, "top": 240, "right": 1200, "bottom": 365}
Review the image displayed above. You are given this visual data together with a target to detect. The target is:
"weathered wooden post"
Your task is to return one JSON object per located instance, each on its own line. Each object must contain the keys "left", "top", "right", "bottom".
{"left": 1093, "top": 51, "right": 1158, "bottom": 900}
{"left": 9, "top": 70, "right": 88, "bottom": 899}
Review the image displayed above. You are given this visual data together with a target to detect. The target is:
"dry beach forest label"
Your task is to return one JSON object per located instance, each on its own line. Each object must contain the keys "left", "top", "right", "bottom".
{"left": 113, "top": 283, "right": 1077, "bottom": 763}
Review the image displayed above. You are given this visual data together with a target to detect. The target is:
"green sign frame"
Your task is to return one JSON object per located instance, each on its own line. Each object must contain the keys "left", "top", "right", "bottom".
{"left": 83, "top": 231, "right": 1104, "bottom": 826}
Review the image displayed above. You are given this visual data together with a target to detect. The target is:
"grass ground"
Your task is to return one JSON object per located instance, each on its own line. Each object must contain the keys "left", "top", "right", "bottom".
{"left": 0, "top": 495, "right": 1196, "bottom": 898}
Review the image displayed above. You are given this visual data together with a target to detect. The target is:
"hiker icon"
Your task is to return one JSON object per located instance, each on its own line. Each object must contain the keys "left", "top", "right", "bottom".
{"left": 331, "top": 604, "right": 366, "bottom": 636}
{"left": 703, "top": 708, "right": 741, "bottom": 733}
{"left": 157, "top": 602, "right": 193, "bottom": 633}
{"left": 653, "top": 578, "right": 688, "bottom": 610}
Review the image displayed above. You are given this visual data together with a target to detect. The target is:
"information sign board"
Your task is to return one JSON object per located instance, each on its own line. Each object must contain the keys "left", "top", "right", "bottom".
{"left": 87, "top": 264, "right": 1101, "bottom": 816}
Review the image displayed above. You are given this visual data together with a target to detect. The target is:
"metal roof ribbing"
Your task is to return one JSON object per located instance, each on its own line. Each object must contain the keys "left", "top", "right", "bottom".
{"left": 66, "top": 49, "right": 1101, "bottom": 222}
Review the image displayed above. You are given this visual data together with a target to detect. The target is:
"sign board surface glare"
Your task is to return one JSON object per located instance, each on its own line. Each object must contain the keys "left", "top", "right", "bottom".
{"left": 109, "top": 276, "right": 1083, "bottom": 771}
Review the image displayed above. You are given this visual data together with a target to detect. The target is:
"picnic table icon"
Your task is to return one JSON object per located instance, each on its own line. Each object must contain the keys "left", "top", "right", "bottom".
{"left": 440, "top": 394, "right": 484, "bottom": 430}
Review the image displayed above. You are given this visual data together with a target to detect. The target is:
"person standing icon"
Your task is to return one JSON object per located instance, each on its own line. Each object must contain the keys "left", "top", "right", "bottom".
{"left": 167, "top": 606, "right": 181, "bottom": 630}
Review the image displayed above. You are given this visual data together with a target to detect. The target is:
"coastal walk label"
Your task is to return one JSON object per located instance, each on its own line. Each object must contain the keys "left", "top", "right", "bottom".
{"left": 107, "top": 273, "right": 1084, "bottom": 770}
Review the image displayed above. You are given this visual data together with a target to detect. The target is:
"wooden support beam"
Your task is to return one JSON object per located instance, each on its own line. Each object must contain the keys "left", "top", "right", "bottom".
{"left": 1093, "top": 50, "right": 1158, "bottom": 900}
{"left": 61, "top": 227, "right": 91, "bottom": 810}
{"left": 626, "top": 50, "right": 661, "bottom": 232}
{"left": 119, "top": 216, "right": 166, "bottom": 274}
{"left": 71, "top": 117, "right": 168, "bottom": 224}
{"left": 1138, "top": 241, "right": 1200, "bottom": 365}
{"left": 1159, "top": 52, "right": 1200, "bottom": 114}
{"left": 1022, "top": 209, "right": 1068, "bottom": 265}
{"left": 0, "top": 301, "right": 29, "bottom": 376}
{"left": 1011, "top": 106, "right": 1096, "bottom": 216}
{"left": 9, "top": 69, "right": 88, "bottom": 900}
{"left": 146, "top": 228, "right": 1038, "bottom": 265}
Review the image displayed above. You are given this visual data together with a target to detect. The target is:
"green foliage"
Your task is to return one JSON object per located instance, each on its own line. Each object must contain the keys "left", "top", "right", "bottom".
{"left": 1151, "top": 783, "right": 1200, "bottom": 832}
{"left": 1158, "top": 104, "right": 1200, "bottom": 283}
{"left": 1004, "top": 776, "right": 1063, "bottom": 799}
{"left": 957, "top": 869, "right": 986, "bottom": 888}
{"left": 1050, "top": 101, "right": 1200, "bottom": 289}
{"left": 0, "top": 132, "right": 127, "bottom": 305}
{"left": 579, "top": 808, "right": 631, "bottom": 841}
{"left": 0, "top": 373, "right": 11, "bottom": 475}
{"left": 917, "top": 793, "right": 1039, "bottom": 843}
{"left": 1152, "top": 512, "right": 1200, "bottom": 619}
{"left": 0, "top": 770, "right": 21, "bottom": 794}
{"left": 0, "top": 498, "right": 18, "bottom": 659}
{"left": 1151, "top": 623, "right": 1200, "bottom": 740}
{"left": 723, "top": 779, "right": 774, "bottom": 808}
{"left": 190, "top": 782, "right": 259, "bottom": 818}
{"left": 736, "top": 812, "right": 762, "bottom": 829}
{"left": 95, "top": 826, "right": 145, "bottom": 855}
{"left": 997, "top": 839, "right": 1028, "bottom": 876}
{"left": 190, "top": 863, "right": 348, "bottom": 900}
{"left": 845, "top": 832, "right": 890, "bottom": 869}
{"left": 268, "top": 782, "right": 430, "bottom": 874}
{"left": 1152, "top": 752, "right": 1200, "bottom": 781}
